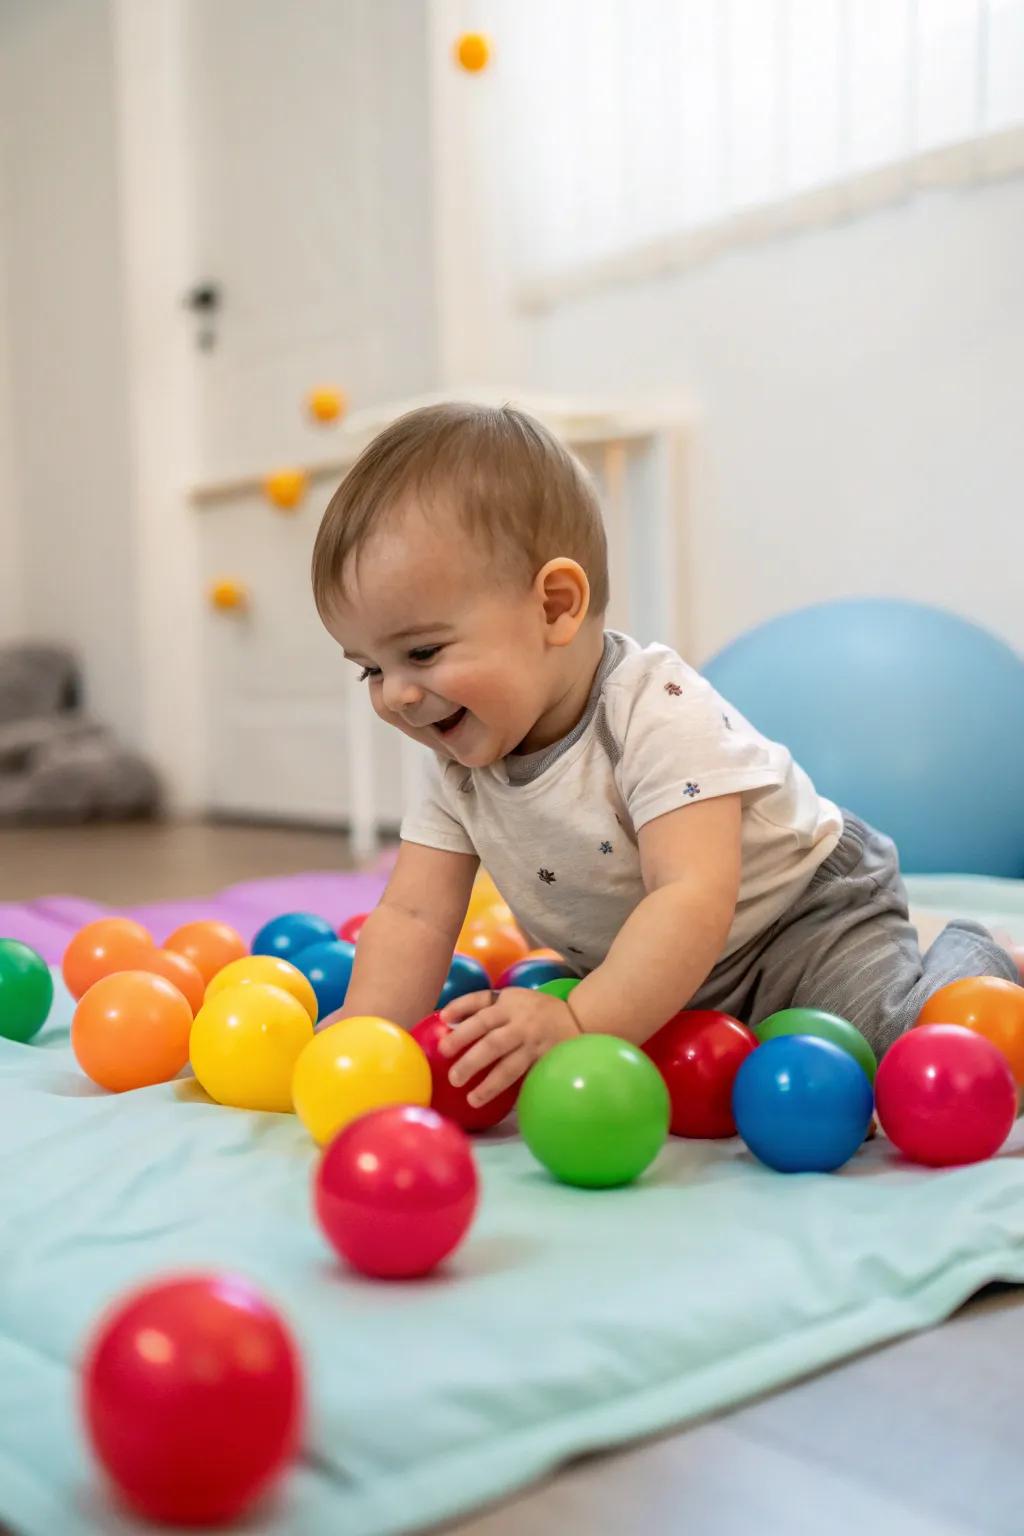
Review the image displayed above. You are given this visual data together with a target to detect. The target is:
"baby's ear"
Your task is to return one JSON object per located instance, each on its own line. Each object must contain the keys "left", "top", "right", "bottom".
{"left": 536, "top": 558, "right": 590, "bottom": 645}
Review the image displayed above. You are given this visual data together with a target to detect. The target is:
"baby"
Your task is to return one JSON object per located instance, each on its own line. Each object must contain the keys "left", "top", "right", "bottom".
{"left": 312, "top": 402, "right": 1018, "bottom": 1110}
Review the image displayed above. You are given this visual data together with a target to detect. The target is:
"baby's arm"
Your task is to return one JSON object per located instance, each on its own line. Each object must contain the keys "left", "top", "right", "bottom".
{"left": 334, "top": 841, "right": 478, "bottom": 1030}
{"left": 567, "top": 794, "right": 742, "bottom": 1044}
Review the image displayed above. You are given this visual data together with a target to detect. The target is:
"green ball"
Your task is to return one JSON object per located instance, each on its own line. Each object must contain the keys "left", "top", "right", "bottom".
{"left": 754, "top": 1007, "right": 877, "bottom": 1084}
{"left": 538, "top": 977, "right": 580, "bottom": 1001}
{"left": 0, "top": 939, "right": 54, "bottom": 1043}
{"left": 518, "top": 1034, "right": 670, "bottom": 1188}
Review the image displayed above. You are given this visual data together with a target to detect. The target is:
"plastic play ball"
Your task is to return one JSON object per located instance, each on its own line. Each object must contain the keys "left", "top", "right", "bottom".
{"left": 875, "top": 1024, "right": 1016, "bottom": 1167}
{"left": 437, "top": 952, "right": 491, "bottom": 1009}
{"left": 337, "top": 912, "right": 368, "bottom": 944}
{"left": 518, "top": 1035, "right": 670, "bottom": 1188}
{"left": 129, "top": 948, "right": 206, "bottom": 1016}
{"left": 755, "top": 1006, "right": 877, "bottom": 1084}
{"left": 62, "top": 917, "right": 155, "bottom": 1001}
{"left": 72, "top": 972, "right": 193, "bottom": 1092}
{"left": 457, "top": 919, "right": 529, "bottom": 984}
{"left": 251, "top": 911, "right": 335, "bottom": 964}
{"left": 523, "top": 948, "right": 565, "bottom": 962}
{"left": 190, "top": 984, "right": 314, "bottom": 1113}
{"left": 209, "top": 578, "right": 248, "bottom": 612}
{"left": 163, "top": 919, "right": 248, "bottom": 985}
{"left": 644, "top": 1010, "right": 757, "bottom": 1138}
{"left": 538, "top": 977, "right": 581, "bottom": 1002}
{"left": 411, "top": 1011, "right": 520, "bottom": 1131}
{"left": 0, "top": 938, "right": 54, "bottom": 1043}
{"left": 293, "top": 939, "right": 356, "bottom": 1019}
{"left": 703, "top": 598, "right": 1024, "bottom": 877}
{"left": 292, "top": 1016, "right": 431, "bottom": 1145}
{"left": 263, "top": 468, "right": 307, "bottom": 510}
{"left": 732, "top": 1035, "right": 874, "bottom": 1173}
{"left": 82, "top": 1273, "right": 302, "bottom": 1525}
{"left": 315, "top": 1105, "right": 479, "bottom": 1278}
{"left": 915, "top": 976, "right": 1024, "bottom": 1085}
{"left": 204, "top": 955, "right": 318, "bottom": 1022}
{"left": 455, "top": 31, "right": 490, "bottom": 71}
{"left": 307, "top": 386, "right": 347, "bottom": 423}
{"left": 495, "top": 957, "right": 578, "bottom": 990}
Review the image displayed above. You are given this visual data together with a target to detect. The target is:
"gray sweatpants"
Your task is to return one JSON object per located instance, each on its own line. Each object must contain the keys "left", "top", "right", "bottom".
{"left": 688, "top": 813, "right": 1019, "bottom": 1059}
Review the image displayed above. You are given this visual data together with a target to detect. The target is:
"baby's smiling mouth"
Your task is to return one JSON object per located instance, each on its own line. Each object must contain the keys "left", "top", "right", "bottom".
{"left": 435, "top": 707, "right": 467, "bottom": 736}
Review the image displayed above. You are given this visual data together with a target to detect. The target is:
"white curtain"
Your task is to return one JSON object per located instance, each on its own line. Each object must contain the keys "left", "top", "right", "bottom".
{"left": 460, "top": 0, "right": 1024, "bottom": 298}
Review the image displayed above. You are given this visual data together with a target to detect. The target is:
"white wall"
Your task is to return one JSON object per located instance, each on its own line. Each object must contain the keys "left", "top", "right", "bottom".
{"left": 0, "top": 0, "right": 142, "bottom": 738}
{"left": 517, "top": 177, "right": 1024, "bottom": 662}
{"left": 0, "top": 145, "right": 22, "bottom": 643}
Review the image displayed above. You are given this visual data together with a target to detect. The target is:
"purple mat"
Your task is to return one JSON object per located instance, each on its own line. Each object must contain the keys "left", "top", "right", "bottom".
{"left": 0, "top": 870, "right": 389, "bottom": 965}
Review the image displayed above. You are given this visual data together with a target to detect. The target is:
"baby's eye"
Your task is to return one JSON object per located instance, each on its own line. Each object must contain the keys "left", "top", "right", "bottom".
{"left": 408, "top": 645, "right": 443, "bottom": 665}
{"left": 358, "top": 666, "right": 381, "bottom": 682}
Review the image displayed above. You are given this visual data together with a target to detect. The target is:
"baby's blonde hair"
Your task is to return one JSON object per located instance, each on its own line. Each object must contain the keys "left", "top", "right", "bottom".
{"left": 311, "top": 402, "right": 609, "bottom": 616}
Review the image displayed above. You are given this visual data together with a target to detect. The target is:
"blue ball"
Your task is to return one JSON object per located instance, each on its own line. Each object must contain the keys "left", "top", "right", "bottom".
{"left": 703, "top": 599, "right": 1024, "bottom": 877}
{"left": 294, "top": 939, "right": 356, "bottom": 1018}
{"left": 251, "top": 911, "right": 336, "bottom": 962}
{"left": 732, "top": 1035, "right": 874, "bottom": 1173}
{"left": 498, "top": 958, "right": 578, "bottom": 990}
{"left": 437, "top": 952, "right": 491, "bottom": 1009}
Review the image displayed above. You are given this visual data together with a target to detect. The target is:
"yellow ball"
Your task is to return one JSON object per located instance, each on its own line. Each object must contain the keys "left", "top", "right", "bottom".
{"left": 306, "top": 386, "right": 347, "bottom": 424}
{"left": 455, "top": 32, "right": 490, "bottom": 72}
{"left": 208, "top": 578, "right": 248, "bottom": 612}
{"left": 263, "top": 468, "right": 307, "bottom": 510}
{"left": 204, "top": 955, "right": 318, "bottom": 1023}
{"left": 190, "top": 983, "right": 314, "bottom": 1112}
{"left": 291, "top": 1015, "right": 431, "bottom": 1145}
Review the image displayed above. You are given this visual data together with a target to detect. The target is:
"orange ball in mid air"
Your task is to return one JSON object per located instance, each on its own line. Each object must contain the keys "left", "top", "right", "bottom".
{"left": 72, "top": 971, "right": 193, "bottom": 1092}
{"left": 263, "top": 469, "right": 307, "bottom": 511}
{"left": 916, "top": 975, "right": 1024, "bottom": 1084}
{"left": 163, "top": 920, "right": 249, "bottom": 986}
{"left": 62, "top": 918, "right": 155, "bottom": 1001}
{"left": 455, "top": 32, "right": 490, "bottom": 72}
{"left": 306, "top": 387, "right": 347, "bottom": 424}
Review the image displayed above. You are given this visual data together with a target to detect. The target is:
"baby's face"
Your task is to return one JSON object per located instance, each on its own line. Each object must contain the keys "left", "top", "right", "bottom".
{"left": 324, "top": 506, "right": 554, "bottom": 767}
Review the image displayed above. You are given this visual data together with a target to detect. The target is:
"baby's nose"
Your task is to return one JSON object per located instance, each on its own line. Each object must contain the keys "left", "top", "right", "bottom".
{"left": 382, "top": 675, "right": 424, "bottom": 714}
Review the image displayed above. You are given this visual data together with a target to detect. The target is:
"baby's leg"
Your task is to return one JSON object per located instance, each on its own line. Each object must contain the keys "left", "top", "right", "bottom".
{"left": 694, "top": 814, "right": 1019, "bottom": 1060}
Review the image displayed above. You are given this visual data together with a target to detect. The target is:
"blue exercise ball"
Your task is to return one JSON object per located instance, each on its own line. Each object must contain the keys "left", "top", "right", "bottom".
{"left": 703, "top": 599, "right": 1024, "bottom": 876}
{"left": 251, "top": 911, "right": 336, "bottom": 962}
{"left": 732, "top": 1035, "right": 874, "bottom": 1173}
{"left": 294, "top": 939, "right": 356, "bottom": 1018}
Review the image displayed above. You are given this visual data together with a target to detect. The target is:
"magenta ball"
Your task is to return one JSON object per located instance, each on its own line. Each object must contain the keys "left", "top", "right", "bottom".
{"left": 875, "top": 1024, "right": 1016, "bottom": 1167}
{"left": 314, "top": 1106, "right": 479, "bottom": 1278}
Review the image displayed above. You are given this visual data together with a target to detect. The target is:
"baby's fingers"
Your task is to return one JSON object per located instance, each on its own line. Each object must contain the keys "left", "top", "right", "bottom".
{"left": 440, "top": 989, "right": 498, "bottom": 1028}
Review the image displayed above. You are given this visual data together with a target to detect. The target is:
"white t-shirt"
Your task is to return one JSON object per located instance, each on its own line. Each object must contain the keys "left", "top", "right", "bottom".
{"left": 400, "top": 633, "right": 842, "bottom": 974}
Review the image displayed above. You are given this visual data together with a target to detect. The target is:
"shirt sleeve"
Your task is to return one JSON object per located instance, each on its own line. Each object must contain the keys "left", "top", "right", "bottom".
{"left": 606, "top": 654, "right": 784, "bottom": 832}
{"left": 399, "top": 754, "right": 477, "bottom": 855}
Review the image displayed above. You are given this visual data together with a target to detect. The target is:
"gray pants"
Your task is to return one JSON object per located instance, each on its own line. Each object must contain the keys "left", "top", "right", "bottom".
{"left": 689, "top": 813, "right": 1019, "bottom": 1059}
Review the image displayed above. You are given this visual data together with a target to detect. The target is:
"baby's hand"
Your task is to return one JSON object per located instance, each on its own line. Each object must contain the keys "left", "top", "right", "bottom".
{"left": 439, "top": 987, "right": 581, "bottom": 1108}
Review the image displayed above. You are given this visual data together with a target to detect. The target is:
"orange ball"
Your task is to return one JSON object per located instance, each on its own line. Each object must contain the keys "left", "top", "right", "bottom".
{"left": 455, "top": 32, "right": 490, "bottom": 72}
{"left": 163, "top": 920, "right": 249, "bottom": 986}
{"left": 62, "top": 918, "right": 156, "bottom": 1002}
{"left": 209, "top": 578, "right": 248, "bottom": 612}
{"left": 72, "top": 971, "right": 193, "bottom": 1092}
{"left": 129, "top": 949, "right": 206, "bottom": 1015}
{"left": 306, "top": 386, "right": 347, "bottom": 424}
{"left": 916, "top": 976, "right": 1024, "bottom": 1084}
{"left": 523, "top": 947, "right": 564, "bottom": 963}
{"left": 263, "top": 468, "right": 307, "bottom": 510}
{"left": 458, "top": 921, "right": 530, "bottom": 984}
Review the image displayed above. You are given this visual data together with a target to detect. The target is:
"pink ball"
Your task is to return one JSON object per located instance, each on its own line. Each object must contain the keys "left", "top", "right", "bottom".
{"left": 875, "top": 1024, "right": 1016, "bottom": 1167}
{"left": 314, "top": 1105, "right": 479, "bottom": 1278}
{"left": 337, "top": 912, "right": 368, "bottom": 943}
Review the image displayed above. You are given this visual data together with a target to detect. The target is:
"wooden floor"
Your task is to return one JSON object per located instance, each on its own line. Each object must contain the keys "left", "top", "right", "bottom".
{"left": 3, "top": 819, "right": 1022, "bottom": 1534}
{"left": 0, "top": 818, "right": 356, "bottom": 903}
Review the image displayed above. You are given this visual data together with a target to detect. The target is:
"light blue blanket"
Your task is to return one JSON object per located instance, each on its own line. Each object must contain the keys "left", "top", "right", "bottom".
{"left": 2, "top": 880, "right": 1023, "bottom": 1535}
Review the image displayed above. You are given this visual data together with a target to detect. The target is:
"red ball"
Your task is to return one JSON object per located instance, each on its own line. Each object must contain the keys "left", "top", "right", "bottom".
{"left": 644, "top": 1010, "right": 757, "bottom": 1137}
{"left": 315, "top": 1105, "right": 479, "bottom": 1278}
{"left": 338, "top": 912, "right": 368, "bottom": 943}
{"left": 82, "top": 1273, "right": 302, "bottom": 1525}
{"left": 875, "top": 1024, "right": 1016, "bottom": 1167}
{"left": 411, "top": 1011, "right": 521, "bottom": 1131}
